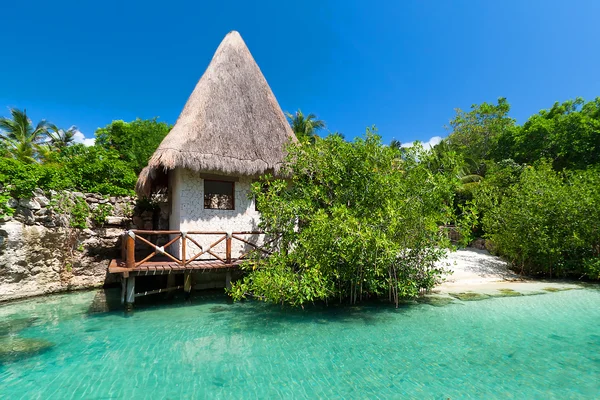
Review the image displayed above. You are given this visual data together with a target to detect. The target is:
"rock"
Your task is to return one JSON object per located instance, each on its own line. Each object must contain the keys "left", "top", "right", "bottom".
{"left": 0, "top": 337, "right": 54, "bottom": 362}
{"left": 143, "top": 221, "right": 153, "bottom": 230}
{"left": 103, "top": 228, "right": 124, "bottom": 238}
{"left": 99, "top": 198, "right": 109, "bottom": 204}
{"left": 83, "top": 228, "right": 97, "bottom": 236}
{"left": 33, "top": 188, "right": 45, "bottom": 196}
{"left": 86, "top": 197, "right": 99, "bottom": 203}
{"left": 15, "top": 207, "right": 35, "bottom": 224}
{"left": 34, "top": 195, "right": 50, "bottom": 207}
{"left": 18, "top": 198, "right": 41, "bottom": 210}
{"left": 72, "top": 192, "right": 85, "bottom": 198}
{"left": 0, "top": 317, "right": 38, "bottom": 336}
{"left": 30, "top": 266, "right": 44, "bottom": 275}
{"left": 106, "top": 216, "right": 127, "bottom": 226}
{"left": 35, "top": 208, "right": 47, "bottom": 216}
{"left": 109, "top": 197, "right": 117, "bottom": 204}
{"left": 7, "top": 198, "right": 18, "bottom": 208}
{"left": 469, "top": 238, "right": 487, "bottom": 250}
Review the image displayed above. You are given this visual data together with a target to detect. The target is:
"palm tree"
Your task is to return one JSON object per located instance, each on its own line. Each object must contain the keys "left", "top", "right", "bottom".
{"left": 47, "top": 124, "right": 77, "bottom": 150}
{"left": 390, "top": 139, "right": 402, "bottom": 149}
{"left": 285, "top": 109, "right": 326, "bottom": 143}
{"left": 0, "top": 108, "right": 49, "bottom": 163}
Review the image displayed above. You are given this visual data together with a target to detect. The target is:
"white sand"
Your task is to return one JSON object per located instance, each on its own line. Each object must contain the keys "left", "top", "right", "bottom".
{"left": 432, "top": 248, "right": 582, "bottom": 295}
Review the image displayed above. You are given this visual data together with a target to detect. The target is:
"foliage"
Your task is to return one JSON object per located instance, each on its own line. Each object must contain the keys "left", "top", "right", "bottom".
{"left": 91, "top": 203, "right": 113, "bottom": 226}
{"left": 0, "top": 189, "right": 14, "bottom": 220}
{"left": 445, "top": 97, "right": 515, "bottom": 174}
{"left": 56, "top": 145, "right": 137, "bottom": 195}
{"left": 0, "top": 108, "right": 49, "bottom": 163}
{"left": 50, "top": 193, "right": 89, "bottom": 229}
{"left": 480, "top": 162, "right": 600, "bottom": 278}
{"left": 229, "top": 130, "right": 458, "bottom": 307}
{"left": 95, "top": 118, "right": 171, "bottom": 174}
{"left": 285, "top": 109, "right": 326, "bottom": 144}
{"left": 0, "top": 147, "right": 136, "bottom": 198}
{"left": 46, "top": 125, "right": 77, "bottom": 151}
{"left": 496, "top": 98, "right": 600, "bottom": 170}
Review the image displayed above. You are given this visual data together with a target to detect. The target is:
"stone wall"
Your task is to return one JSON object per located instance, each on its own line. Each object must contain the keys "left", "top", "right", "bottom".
{"left": 0, "top": 190, "right": 168, "bottom": 302}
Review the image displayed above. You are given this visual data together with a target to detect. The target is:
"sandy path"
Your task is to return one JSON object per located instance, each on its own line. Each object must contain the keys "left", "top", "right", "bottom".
{"left": 433, "top": 248, "right": 581, "bottom": 295}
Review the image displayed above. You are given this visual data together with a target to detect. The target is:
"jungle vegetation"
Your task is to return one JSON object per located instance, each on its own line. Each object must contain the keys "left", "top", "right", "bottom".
{"left": 1, "top": 100, "right": 598, "bottom": 307}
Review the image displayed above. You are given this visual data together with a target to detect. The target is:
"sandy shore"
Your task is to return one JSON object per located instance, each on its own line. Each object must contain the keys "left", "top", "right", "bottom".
{"left": 432, "top": 248, "right": 582, "bottom": 297}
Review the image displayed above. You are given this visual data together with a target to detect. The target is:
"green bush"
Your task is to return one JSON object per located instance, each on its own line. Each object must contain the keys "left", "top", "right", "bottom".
{"left": 482, "top": 162, "right": 600, "bottom": 278}
{"left": 0, "top": 146, "right": 136, "bottom": 198}
{"left": 229, "top": 130, "right": 458, "bottom": 307}
{"left": 91, "top": 203, "right": 113, "bottom": 226}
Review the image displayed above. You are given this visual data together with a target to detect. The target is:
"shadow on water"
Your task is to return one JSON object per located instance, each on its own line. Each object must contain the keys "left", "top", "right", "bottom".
{"left": 82, "top": 286, "right": 442, "bottom": 335}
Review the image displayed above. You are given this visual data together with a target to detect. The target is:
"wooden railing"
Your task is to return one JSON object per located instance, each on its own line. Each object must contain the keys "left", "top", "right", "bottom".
{"left": 121, "top": 230, "right": 272, "bottom": 268}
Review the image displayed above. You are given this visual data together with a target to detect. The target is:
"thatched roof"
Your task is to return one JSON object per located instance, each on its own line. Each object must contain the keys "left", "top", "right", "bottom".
{"left": 136, "top": 31, "right": 296, "bottom": 196}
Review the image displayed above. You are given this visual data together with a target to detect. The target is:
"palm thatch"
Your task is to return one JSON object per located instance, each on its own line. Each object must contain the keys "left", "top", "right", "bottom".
{"left": 136, "top": 31, "right": 296, "bottom": 197}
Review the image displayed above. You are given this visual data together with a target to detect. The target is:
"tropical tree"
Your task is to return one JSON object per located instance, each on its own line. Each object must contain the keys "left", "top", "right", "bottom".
{"left": 390, "top": 139, "right": 402, "bottom": 149}
{"left": 0, "top": 108, "right": 49, "bottom": 163}
{"left": 229, "top": 130, "right": 459, "bottom": 307}
{"left": 95, "top": 118, "right": 171, "bottom": 174}
{"left": 47, "top": 125, "right": 77, "bottom": 150}
{"left": 285, "top": 109, "right": 326, "bottom": 143}
{"left": 445, "top": 97, "right": 515, "bottom": 174}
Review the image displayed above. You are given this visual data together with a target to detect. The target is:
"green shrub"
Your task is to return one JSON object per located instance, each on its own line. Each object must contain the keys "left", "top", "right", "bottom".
{"left": 482, "top": 162, "right": 600, "bottom": 278}
{"left": 91, "top": 203, "right": 113, "bottom": 226}
{"left": 229, "top": 130, "right": 458, "bottom": 307}
{"left": 0, "top": 147, "right": 136, "bottom": 198}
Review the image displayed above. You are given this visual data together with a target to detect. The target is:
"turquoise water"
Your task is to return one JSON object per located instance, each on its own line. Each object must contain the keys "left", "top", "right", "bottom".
{"left": 1, "top": 288, "right": 599, "bottom": 399}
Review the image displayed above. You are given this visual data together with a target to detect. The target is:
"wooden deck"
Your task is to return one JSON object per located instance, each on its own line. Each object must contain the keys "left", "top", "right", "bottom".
{"left": 108, "top": 257, "right": 243, "bottom": 276}
{"left": 108, "top": 229, "right": 269, "bottom": 308}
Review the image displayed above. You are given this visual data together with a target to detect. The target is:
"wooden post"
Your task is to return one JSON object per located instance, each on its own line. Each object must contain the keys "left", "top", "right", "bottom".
{"left": 226, "top": 271, "right": 232, "bottom": 290}
{"left": 181, "top": 233, "right": 186, "bottom": 266}
{"left": 166, "top": 273, "right": 176, "bottom": 299}
{"left": 121, "top": 234, "right": 127, "bottom": 261}
{"left": 120, "top": 275, "right": 126, "bottom": 305}
{"left": 184, "top": 272, "right": 192, "bottom": 299}
{"left": 126, "top": 232, "right": 135, "bottom": 268}
{"left": 125, "top": 275, "right": 135, "bottom": 310}
{"left": 226, "top": 232, "right": 232, "bottom": 265}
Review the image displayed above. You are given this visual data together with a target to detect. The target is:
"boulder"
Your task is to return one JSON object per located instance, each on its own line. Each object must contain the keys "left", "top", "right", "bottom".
{"left": 18, "top": 198, "right": 41, "bottom": 210}
{"left": 106, "top": 216, "right": 128, "bottom": 226}
{"left": 34, "top": 195, "right": 50, "bottom": 207}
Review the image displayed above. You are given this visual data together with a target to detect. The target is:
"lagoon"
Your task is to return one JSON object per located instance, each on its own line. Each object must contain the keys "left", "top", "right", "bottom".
{"left": 1, "top": 288, "right": 599, "bottom": 399}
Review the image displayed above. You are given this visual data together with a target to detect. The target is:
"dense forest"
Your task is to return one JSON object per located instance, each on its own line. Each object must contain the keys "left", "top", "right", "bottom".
{"left": 441, "top": 97, "right": 600, "bottom": 280}
{"left": 0, "top": 98, "right": 598, "bottom": 306}
{"left": 232, "top": 98, "right": 600, "bottom": 305}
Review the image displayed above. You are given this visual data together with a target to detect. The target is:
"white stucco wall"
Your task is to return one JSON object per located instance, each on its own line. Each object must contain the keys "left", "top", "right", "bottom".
{"left": 169, "top": 168, "right": 263, "bottom": 260}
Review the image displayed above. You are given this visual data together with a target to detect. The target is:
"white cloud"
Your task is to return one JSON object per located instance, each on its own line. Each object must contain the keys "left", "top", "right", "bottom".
{"left": 401, "top": 135, "right": 443, "bottom": 151}
{"left": 71, "top": 127, "right": 95, "bottom": 146}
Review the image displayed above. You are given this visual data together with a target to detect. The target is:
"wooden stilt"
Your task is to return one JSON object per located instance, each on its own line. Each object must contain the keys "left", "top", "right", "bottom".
{"left": 125, "top": 276, "right": 135, "bottom": 310}
{"left": 184, "top": 272, "right": 192, "bottom": 299}
{"left": 225, "top": 271, "right": 232, "bottom": 290}
{"left": 120, "top": 276, "right": 126, "bottom": 305}
{"left": 166, "top": 273, "right": 176, "bottom": 299}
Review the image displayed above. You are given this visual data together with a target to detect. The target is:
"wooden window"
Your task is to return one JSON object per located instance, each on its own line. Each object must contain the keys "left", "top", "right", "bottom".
{"left": 204, "top": 180, "right": 235, "bottom": 210}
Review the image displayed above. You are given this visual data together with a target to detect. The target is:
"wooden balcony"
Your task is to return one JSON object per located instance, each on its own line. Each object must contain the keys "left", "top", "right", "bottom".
{"left": 108, "top": 229, "right": 268, "bottom": 276}
{"left": 108, "top": 229, "right": 271, "bottom": 308}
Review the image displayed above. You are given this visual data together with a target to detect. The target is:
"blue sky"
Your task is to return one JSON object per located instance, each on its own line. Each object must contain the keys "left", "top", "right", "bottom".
{"left": 1, "top": 1, "right": 599, "bottom": 147}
